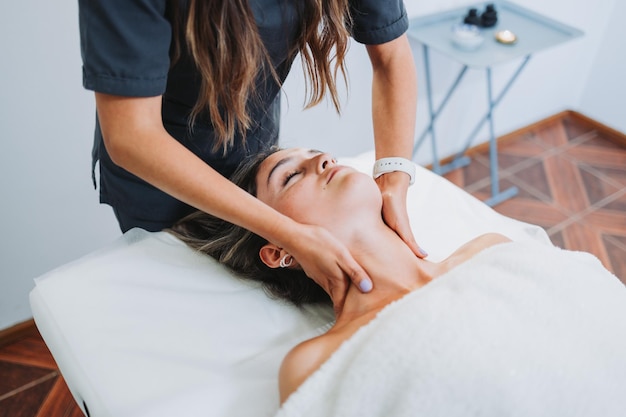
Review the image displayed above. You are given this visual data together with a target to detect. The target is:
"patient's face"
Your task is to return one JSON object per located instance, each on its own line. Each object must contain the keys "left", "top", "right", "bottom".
{"left": 256, "top": 148, "right": 382, "bottom": 232}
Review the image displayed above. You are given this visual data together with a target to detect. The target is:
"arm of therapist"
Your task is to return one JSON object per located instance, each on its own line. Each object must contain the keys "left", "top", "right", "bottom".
{"left": 94, "top": 93, "right": 373, "bottom": 302}
{"left": 366, "top": 34, "right": 426, "bottom": 258}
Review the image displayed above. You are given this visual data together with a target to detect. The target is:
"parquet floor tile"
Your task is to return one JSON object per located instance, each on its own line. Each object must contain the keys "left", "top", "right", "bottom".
{"left": 0, "top": 375, "right": 57, "bottom": 417}
{"left": 0, "top": 336, "right": 58, "bottom": 370}
{"left": 444, "top": 112, "right": 626, "bottom": 283}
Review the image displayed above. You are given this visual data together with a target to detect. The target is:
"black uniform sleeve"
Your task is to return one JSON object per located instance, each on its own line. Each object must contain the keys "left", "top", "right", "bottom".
{"left": 78, "top": 0, "right": 172, "bottom": 97}
{"left": 349, "top": 0, "right": 409, "bottom": 45}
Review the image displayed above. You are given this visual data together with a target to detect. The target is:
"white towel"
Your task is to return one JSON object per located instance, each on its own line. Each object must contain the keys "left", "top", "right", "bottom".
{"left": 275, "top": 242, "right": 626, "bottom": 417}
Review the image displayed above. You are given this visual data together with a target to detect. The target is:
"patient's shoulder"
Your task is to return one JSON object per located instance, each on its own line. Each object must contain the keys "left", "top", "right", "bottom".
{"left": 471, "top": 232, "right": 512, "bottom": 248}
{"left": 278, "top": 334, "right": 338, "bottom": 403}
{"left": 440, "top": 233, "right": 512, "bottom": 273}
{"left": 459, "top": 232, "right": 512, "bottom": 257}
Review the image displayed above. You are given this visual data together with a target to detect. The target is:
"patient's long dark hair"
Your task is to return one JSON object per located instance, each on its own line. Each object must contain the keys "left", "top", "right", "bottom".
{"left": 167, "top": 147, "right": 332, "bottom": 306}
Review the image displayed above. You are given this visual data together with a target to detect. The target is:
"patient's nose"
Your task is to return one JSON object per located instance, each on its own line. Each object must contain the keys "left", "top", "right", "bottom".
{"left": 317, "top": 153, "right": 336, "bottom": 172}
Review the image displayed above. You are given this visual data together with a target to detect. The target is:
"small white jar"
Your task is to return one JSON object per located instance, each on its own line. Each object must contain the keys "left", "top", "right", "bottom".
{"left": 450, "top": 24, "right": 485, "bottom": 51}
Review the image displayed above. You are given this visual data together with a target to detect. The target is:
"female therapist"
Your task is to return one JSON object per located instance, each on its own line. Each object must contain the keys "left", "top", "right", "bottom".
{"left": 78, "top": 0, "right": 422, "bottom": 298}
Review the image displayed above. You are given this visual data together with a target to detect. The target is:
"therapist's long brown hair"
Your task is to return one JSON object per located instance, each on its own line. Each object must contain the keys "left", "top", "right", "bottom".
{"left": 169, "top": 0, "right": 351, "bottom": 153}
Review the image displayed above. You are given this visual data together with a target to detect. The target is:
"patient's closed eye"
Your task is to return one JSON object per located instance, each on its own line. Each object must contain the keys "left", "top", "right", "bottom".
{"left": 284, "top": 170, "right": 301, "bottom": 185}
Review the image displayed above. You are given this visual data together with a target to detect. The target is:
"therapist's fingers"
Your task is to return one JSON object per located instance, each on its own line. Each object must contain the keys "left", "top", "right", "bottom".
{"left": 290, "top": 224, "right": 373, "bottom": 305}
{"left": 333, "top": 241, "right": 374, "bottom": 293}
{"left": 385, "top": 203, "right": 427, "bottom": 258}
{"left": 377, "top": 173, "right": 428, "bottom": 259}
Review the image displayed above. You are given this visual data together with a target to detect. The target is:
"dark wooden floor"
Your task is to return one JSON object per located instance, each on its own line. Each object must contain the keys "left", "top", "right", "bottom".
{"left": 1, "top": 111, "right": 624, "bottom": 416}
{"left": 0, "top": 325, "right": 83, "bottom": 417}
{"left": 443, "top": 111, "right": 626, "bottom": 283}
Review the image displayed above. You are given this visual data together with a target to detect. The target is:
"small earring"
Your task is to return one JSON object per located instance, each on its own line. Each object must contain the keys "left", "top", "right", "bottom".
{"left": 279, "top": 254, "right": 293, "bottom": 268}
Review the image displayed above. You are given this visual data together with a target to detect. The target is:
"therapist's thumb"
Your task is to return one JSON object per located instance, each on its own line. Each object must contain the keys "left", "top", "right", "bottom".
{"left": 343, "top": 257, "right": 373, "bottom": 293}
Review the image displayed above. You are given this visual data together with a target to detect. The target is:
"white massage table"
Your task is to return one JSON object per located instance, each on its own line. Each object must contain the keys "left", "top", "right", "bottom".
{"left": 30, "top": 151, "right": 552, "bottom": 417}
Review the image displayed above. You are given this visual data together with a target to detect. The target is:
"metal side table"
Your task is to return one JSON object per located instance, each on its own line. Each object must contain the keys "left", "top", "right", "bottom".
{"left": 408, "top": 1, "right": 583, "bottom": 206}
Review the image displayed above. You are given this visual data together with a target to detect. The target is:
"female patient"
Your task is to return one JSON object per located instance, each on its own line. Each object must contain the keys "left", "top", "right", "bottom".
{"left": 172, "top": 149, "right": 626, "bottom": 416}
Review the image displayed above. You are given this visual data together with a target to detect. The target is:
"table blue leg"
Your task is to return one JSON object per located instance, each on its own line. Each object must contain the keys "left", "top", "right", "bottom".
{"left": 421, "top": 45, "right": 442, "bottom": 174}
{"left": 413, "top": 49, "right": 531, "bottom": 206}
{"left": 454, "top": 56, "right": 532, "bottom": 158}
{"left": 413, "top": 49, "right": 469, "bottom": 170}
{"left": 483, "top": 67, "right": 518, "bottom": 206}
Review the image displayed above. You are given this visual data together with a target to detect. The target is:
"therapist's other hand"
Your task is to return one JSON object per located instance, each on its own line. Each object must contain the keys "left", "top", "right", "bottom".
{"left": 376, "top": 171, "right": 428, "bottom": 259}
{"left": 290, "top": 224, "right": 373, "bottom": 306}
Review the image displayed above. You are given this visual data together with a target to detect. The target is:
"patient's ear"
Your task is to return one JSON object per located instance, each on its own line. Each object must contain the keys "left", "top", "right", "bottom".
{"left": 259, "top": 243, "right": 283, "bottom": 269}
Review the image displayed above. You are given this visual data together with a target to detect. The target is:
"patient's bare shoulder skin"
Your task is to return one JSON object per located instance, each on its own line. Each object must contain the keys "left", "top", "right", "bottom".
{"left": 278, "top": 331, "right": 348, "bottom": 403}
{"left": 279, "top": 336, "right": 328, "bottom": 403}
{"left": 278, "top": 233, "right": 512, "bottom": 403}
{"left": 439, "top": 233, "right": 512, "bottom": 274}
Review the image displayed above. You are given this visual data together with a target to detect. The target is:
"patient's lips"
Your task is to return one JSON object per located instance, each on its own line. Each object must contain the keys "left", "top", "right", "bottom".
{"left": 326, "top": 166, "right": 345, "bottom": 184}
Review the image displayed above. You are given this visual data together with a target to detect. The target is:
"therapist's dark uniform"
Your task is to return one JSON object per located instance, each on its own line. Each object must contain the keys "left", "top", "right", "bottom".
{"left": 78, "top": 0, "right": 409, "bottom": 232}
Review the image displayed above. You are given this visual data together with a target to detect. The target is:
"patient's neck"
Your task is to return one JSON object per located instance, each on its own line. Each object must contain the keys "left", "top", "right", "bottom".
{"left": 332, "top": 220, "right": 437, "bottom": 324}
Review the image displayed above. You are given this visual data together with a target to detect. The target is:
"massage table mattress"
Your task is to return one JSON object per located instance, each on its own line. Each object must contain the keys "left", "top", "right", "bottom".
{"left": 30, "top": 151, "right": 551, "bottom": 417}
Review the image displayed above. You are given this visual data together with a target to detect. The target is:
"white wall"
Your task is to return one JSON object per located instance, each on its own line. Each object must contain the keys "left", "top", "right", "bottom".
{"left": 578, "top": 0, "right": 626, "bottom": 132}
{"left": 1, "top": 0, "right": 624, "bottom": 330}
{"left": 282, "top": 0, "right": 621, "bottom": 165}
{"left": 0, "top": 1, "right": 120, "bottom": 330}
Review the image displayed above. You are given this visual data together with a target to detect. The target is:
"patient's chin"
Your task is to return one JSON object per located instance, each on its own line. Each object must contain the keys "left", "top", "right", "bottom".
{"left": 333, "top": 173, "right": 383, "bottom": 214}
{"left": 347, "top": 173, "right": 382, "bottom": 201}
{"left": 277, "top": 172, "right": 382, "bottom": 229}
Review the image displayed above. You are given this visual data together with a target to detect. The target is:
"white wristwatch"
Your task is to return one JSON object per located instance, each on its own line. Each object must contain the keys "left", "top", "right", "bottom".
{"left": 372, "top": 157, "right": 416, "bottom": 185}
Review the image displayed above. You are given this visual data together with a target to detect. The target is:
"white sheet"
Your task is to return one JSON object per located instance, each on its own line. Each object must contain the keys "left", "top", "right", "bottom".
{"left": 275, "top": 242, "right": 626, "bottom": 417}
{"left": 30, "top": 151, "right": 552, "bottom": 417}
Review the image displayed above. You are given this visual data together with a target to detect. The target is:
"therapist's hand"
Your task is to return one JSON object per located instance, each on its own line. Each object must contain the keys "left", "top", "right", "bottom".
{"left": 376, "top": 171, "right": 428, "bottom": 259}
{"left": 288, "top": 223, "right": 373, "bottom": 309}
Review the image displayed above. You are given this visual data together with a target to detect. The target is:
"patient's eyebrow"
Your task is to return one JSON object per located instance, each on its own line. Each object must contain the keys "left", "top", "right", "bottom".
{"left": 267, "top": 156, "right": 292, "bottom": 187}
{"left": 266, "top": 149, "right": 322, "bottom": 187}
